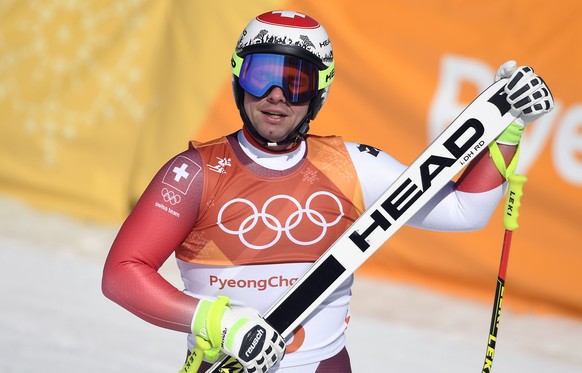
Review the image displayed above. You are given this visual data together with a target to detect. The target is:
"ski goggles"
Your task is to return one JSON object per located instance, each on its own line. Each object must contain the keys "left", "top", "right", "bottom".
{"left": 232, "top": 53, "right": 335, "bottom": 103}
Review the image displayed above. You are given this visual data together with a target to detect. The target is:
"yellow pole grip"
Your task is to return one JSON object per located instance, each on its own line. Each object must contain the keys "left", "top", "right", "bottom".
{"left": 503, "top": 174, "right": 527, "bottom": 231}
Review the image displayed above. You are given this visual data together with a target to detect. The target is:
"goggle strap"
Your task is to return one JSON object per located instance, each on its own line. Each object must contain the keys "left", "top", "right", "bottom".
{"left": 318, "top": 62, "right": 335, "bottom": 90}
{"left": 232, "top": 53, "right": 243, "bottom": 77}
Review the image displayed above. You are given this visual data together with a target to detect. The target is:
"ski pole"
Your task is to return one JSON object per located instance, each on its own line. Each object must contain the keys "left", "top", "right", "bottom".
{"left": 179, "top": 346, "right": 204, "bottom": 373}
{"left": 481, "top": 173, "right": 527, "bottom": 372}
{"left": 179, "top": 336, "right": 215, "bottom": 373}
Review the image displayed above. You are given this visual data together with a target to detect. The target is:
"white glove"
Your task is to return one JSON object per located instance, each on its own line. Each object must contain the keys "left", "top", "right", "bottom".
{"left": 192, "top": 296, "right": 286, "bottom": 373}
{"left": 494, "top": 60, "right": 554, "bottom": 144}
{"left": 495, "top": 60, "right": 555, "bottom": 125}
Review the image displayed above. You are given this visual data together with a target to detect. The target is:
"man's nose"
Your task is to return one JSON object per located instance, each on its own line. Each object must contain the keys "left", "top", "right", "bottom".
{"left": 266, "top": 86, "right": 287, "bottom": 103}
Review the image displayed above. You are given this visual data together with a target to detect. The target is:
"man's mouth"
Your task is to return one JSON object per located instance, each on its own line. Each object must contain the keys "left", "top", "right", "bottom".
{"left": 262, "top": 111, "right": 287, "bottom": 119}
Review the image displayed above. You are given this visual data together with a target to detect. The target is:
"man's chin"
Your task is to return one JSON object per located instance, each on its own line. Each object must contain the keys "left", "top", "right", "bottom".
{"left": 262, "top": 131, "right": 289, "bottom": 144}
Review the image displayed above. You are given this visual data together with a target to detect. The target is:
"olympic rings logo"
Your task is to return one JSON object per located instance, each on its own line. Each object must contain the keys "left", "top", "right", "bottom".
{"left": 217, "top": 192, "right": 344, "bottom": 250}
{"left": 161, "top": 188, "right": 181, "bottom": 205}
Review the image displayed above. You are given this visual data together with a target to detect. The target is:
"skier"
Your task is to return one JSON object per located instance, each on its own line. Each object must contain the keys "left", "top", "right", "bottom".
{"left": 102, "top": 9, "right": 554, "bottom": 373}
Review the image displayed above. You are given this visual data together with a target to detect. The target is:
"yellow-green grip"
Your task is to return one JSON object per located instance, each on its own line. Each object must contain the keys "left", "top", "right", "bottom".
{"left": 179, "top": 343, "right": 205, "bottom": 373}
{"left": 503, "top": 174, "right": 527, "bottom": 231}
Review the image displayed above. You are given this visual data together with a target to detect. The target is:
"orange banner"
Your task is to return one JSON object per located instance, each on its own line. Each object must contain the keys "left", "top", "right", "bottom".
{"left": 197, "top": 0, "right": 582, "bottom": 317}
{"left": 0, "top": 0, "right": 580, "bottom": 317}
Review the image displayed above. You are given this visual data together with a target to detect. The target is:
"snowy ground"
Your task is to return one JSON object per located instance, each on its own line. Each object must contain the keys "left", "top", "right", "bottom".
{"left": 1, "top": 195, "right": 581, "bottom": 372}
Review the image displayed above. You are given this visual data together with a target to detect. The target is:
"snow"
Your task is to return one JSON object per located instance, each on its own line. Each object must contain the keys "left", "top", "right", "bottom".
{"left": 1, "top": 196, "right": 580, "bottom": 372}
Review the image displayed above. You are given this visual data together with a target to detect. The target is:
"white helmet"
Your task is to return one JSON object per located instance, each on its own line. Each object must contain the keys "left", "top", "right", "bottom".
{"left": 231, "top": 10, "right": 335, "bottom": 147}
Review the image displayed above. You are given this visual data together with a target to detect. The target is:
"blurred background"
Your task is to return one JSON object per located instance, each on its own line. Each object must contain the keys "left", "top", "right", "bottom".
{"left": 0, "top": 1, "right": 581, "bottom": 372}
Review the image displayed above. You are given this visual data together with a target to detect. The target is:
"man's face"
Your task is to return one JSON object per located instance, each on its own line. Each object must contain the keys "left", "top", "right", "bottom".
{"left": 243, "top": 88, "right": 310, "bottom": 147}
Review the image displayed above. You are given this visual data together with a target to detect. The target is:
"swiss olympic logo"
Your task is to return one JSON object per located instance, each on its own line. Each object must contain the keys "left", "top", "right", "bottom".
{"left": 217, "top": 192, "right": 344, "bottom": 250}
{"left": 161, "top": 188, "right": 181, "bottom": 205}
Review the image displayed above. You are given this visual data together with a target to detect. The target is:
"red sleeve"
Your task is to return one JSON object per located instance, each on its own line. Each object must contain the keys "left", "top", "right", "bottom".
{"left": 455, "top": 144, "right": 516, "bottom": 192}
{"left": 102, "top": 148, "right": 203, "bottom": 333}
